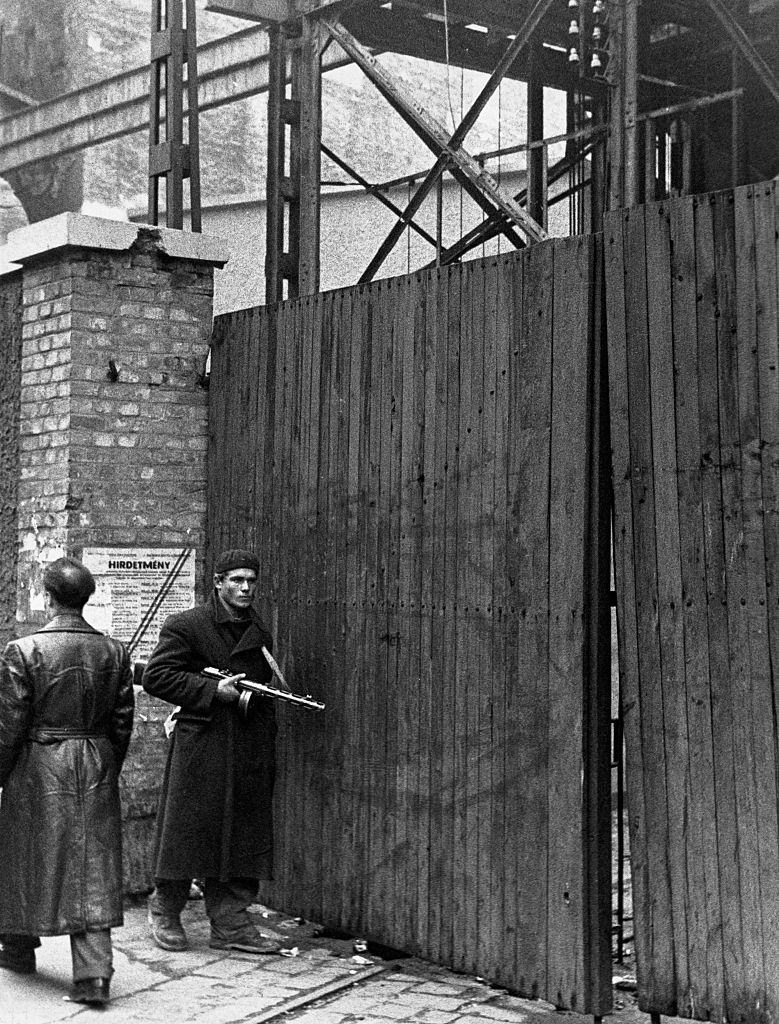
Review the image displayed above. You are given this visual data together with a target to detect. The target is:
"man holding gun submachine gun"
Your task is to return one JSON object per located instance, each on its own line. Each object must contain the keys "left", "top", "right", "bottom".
{"left": 143, "top": 548, "right": 322, "bottom": 955}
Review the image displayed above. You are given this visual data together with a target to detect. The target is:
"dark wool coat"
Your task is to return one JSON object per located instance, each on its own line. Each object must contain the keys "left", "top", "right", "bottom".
{"left": 142, "top": 592, "right": 277, "bottom": 881}
{"left": 0, "top": 615, "right": 134, "bottom": 936}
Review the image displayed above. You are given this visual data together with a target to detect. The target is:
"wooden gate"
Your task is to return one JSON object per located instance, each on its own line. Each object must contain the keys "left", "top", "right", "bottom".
{"left": 208, "top": 237, "right": 612, "bottom": 1011}
{"left": 605, "top": 182, "right": 779, "bottom": 1023}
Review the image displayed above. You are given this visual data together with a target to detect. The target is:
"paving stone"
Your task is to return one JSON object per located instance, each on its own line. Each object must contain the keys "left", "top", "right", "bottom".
{"left": 410, "top": 1010, "right": 462, "bottom": 1024}
{"left": 460, "top": 1002, "right": 534, "bottom": 1021}
{"left": 410, "top": 983, "right": 488, "bottom": 998}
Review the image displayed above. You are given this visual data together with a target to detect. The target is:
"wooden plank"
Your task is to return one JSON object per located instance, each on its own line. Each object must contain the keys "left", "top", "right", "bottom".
{"left": 496, "top": 251, "right": 521, "bottom": 992}
{"left": 643, "top": 199, "right": 691, "bottom": 1007}
{"left": 425, "top": 266, "right": 448, "bottom": 962}
{"left": 383, "top": 273, "right": 404, "bottom": 948}
{"left": 277, "top": 299, "right": 298, "bottom": 910}
{"left": 341, "top": 282, "right": 362, "bottom": 933}
{"left": 489, "top": 252, "right": 510, "bottom": 990}
{"left": 318, "top": 288, "right": 338, "bottom": 926}
{"left": 452, "top": 259, "right": 476, "bottom": 975}
{"left": 479, "top": 257, "right": 499, "bottom": 978}
{"left": 265, "top": 303, "right": 288, "bottom": 913}
{"left": 546, "top": 235, "right": 589, "bottom": 1008}
{"left": 206, "top": 315, "right": 228, "bottom": 565}
{"left": 694, "top": 191, "right": 739, "bottom": 1018}
{"left": 581, "top": 233, "right": 612, "bottom": 1016}
{"left": 752, "top": 181, "right": 779, "bottom": 1011}
{"left": 440, "top": 263, "right": 462, "bottom": 967}
{"left": 366, "top": 277, "right": 391, "bottom": 937}
{"left": 668, "top": 195, "right": 723, "bottom": 1017}
{"left": 298, "top": 292, "right": 320, "bottom": 918}
{"left": 376, "top": 275, "right": 398, "bottom": 943}
{"left": 724, "top": 186, "right": 769, "bottom": 1007}
{"left": 471, "top": 258, "right": 490, "bottom": 978}
{"left": 510, "top": 240, "right": 552, "bottom": 999}
{"left": 350, "top": 281, "right": 375, "bottom": 933}
{"left": 734, "top": 183, "right": 779, "bottom": 1015}
{"left": 716, "top": 187, "right": 763, "bottom": 1006}
{"left": 278, "top": 299, "right": 299, "bottom": 911}
{"left": 604, "top": 208, "right": 652, "bottom": 1006}
{"left": 418, "top": 267, "right": 439, "bottom": 959}
{"left": 624, "top": 204, "right": 676, "bottom": 1013}
{"left": 333, "top": 287, "right": 351, "bottom": 924}
{"left": 396, "top": 269, "right": 419, "bottom": 952}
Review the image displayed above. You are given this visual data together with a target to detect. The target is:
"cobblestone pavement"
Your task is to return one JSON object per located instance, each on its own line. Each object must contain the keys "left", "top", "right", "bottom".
{"left": 1, "top": 901, "right": 653, "bottom": 1024}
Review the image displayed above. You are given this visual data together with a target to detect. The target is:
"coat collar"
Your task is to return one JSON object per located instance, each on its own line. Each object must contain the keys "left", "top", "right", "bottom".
{"left": 206, "top": 591, "right": 269, "bottom": 660}
{"left": 37, "top": 613, "right": 102, "bottom": 635}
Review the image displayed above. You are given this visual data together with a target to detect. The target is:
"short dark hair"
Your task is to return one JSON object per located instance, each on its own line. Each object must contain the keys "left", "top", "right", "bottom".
{"left": 43, "top": 557, "right": 96, "bottom": 610}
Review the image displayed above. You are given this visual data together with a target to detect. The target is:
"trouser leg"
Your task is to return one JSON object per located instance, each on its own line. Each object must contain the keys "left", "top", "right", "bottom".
{"left": 149, "top": 878, "right": 190, "bottom": 918}
{"left": 205, "top": 877, "right": 258, "bottom": 935}
{"left": 0, "top": 933, "right": 40, "bottom": 950}
{"left": 70, "top": 929, "right": 112, "bottom": 983}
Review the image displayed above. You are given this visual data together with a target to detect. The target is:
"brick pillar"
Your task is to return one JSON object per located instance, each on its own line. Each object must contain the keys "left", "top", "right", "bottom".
{"left": 0, "top": 213, "right": 228, "bottom": 893}
{"left": 0, "top": 270, "right": 23, "bottom": 648}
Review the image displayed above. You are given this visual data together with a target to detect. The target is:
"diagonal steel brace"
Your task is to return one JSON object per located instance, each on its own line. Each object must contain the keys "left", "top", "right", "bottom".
{"left": 322, "top": 17, "right": 548, "bottom": 280}
{"left": 354, "top": 0, "right": 556, "bottom": 281}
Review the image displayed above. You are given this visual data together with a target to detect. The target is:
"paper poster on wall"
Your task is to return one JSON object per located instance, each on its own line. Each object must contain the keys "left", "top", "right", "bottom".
{"left": 81, "top": 547, "right": 196, "bottom": 661}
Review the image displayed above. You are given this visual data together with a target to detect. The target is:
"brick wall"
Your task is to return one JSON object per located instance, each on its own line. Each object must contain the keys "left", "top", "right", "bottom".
{"left": 15, "top": 227, "right": 214, "bottom": 626}
{"left": 0, "top": 273, "right": 22, "bottom": 648}
{"left": 2, "top": 214, "right": 227, "bottom": 892}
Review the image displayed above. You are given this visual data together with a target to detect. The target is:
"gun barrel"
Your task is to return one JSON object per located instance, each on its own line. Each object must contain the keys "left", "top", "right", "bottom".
{"left": 201, "top": 667, "right": 324, "bottom": 711}
{"left": 238, "top": 679, "right": 325, "bottom": 711}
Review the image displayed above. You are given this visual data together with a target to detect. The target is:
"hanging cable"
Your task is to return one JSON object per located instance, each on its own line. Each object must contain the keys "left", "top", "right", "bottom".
{"left": 442, "top": 0, "right": 458, "bottom": 134}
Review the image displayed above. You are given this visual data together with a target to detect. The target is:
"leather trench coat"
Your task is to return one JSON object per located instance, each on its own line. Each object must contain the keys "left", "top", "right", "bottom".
{"left": 0, "top": 614, "right": 134, "bottom": 936}
{"left": 142, "top": 592, "right": 277, "bottom": 882}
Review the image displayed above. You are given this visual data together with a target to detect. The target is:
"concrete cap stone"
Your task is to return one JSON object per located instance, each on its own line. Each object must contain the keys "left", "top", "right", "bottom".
{"left": 0, "top": 212, "right": 230, "bottom": 273}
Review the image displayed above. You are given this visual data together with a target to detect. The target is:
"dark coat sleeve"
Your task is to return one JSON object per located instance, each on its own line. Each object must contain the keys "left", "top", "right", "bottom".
{"left": 0, "top": 644, "right": 32, "bottom": 787}
{"left": 109, "top": 641, "right": 135, "bottom": 772}
{"left": 142, "top": 611, "right": 220, "bottom": 713}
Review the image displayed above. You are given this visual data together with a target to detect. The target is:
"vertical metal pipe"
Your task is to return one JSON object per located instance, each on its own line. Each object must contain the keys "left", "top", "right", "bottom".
{"left": 147, "top": 0, "right": 162, "bottom": 225}
{"left": 166, "top": 0, "right": 184, "bottom": 229}
{"left": 185, "top": 0, "right": 201, "bottom": 232}
{"left": 623, "top": 0, "right": 640, "bottom": 207}
{"left": 265, "top": 24, "right": 285, "bottom": 304}
{"left": 526, "top": 40, "right": 545, "bottom": 228}
{"left": 297, "top": 17, "right": 323, "bottom": 297}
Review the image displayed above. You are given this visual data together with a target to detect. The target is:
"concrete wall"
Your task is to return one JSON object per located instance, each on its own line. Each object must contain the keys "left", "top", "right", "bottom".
{"left": 204, "top": 166, "right": 577, "bottom": 314}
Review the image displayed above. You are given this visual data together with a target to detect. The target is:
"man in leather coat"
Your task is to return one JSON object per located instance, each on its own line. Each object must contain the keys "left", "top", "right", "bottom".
{"left": 143, "top": 548, "right": 282, "bottom": 955}
{"left": 0, "top": 557, "right": 135, "bottom": 1007}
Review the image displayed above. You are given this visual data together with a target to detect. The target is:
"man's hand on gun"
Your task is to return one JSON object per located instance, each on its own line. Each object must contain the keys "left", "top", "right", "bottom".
{"left": 213, "top": 672, "right": 245, "bottom": 704}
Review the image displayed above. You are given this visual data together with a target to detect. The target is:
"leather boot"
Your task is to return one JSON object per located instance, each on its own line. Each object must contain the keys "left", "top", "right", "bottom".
{"left": 68, "top": 978, "right": 110, "bottom": 1005}
{"left": 147, "top": 909, "right": 188, "bottom": 951}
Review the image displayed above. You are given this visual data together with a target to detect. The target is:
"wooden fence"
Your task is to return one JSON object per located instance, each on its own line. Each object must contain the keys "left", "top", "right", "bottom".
{"left": 605, "top": 182, "right": 779, "bottom": 1023}
{"left": 208, "top": 237, "right": 612, "bottom": 1011}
